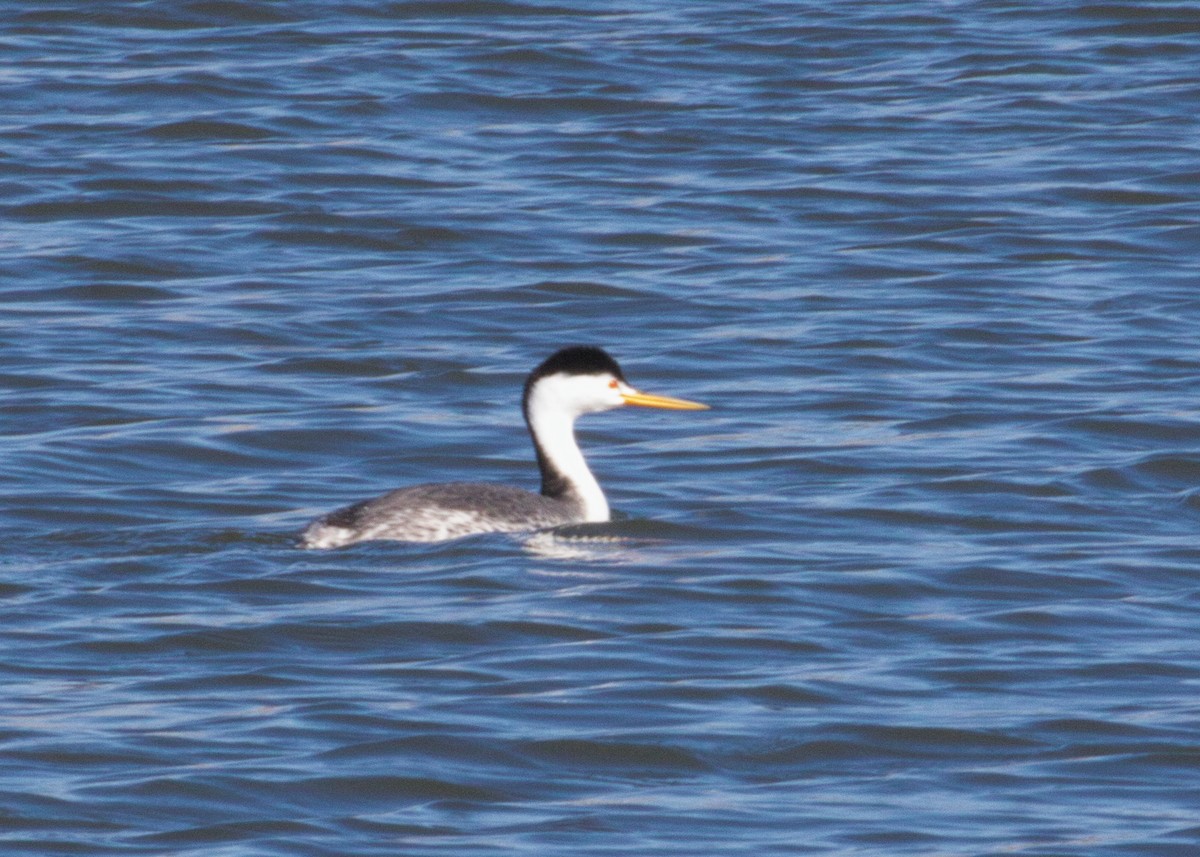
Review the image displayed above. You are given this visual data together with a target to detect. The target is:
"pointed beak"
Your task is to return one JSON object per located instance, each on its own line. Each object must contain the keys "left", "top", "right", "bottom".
{"left": 621, "top": 389, "right": 709, "bottom": 411}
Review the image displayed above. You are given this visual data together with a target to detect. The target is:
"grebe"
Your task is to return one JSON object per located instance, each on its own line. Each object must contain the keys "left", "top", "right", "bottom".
{"left": 300, "top": 346, "right": 707, "bottom": 548}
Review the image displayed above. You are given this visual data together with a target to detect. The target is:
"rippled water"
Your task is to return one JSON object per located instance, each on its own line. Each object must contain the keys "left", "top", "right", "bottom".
{"left": 3, "top": 2, "right": 1200, "bottom": 854}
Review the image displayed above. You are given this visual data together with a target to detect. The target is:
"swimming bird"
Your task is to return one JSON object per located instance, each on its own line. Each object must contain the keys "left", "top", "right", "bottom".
{"left": 300, "top": 346, "right": 708, "bottom": 548}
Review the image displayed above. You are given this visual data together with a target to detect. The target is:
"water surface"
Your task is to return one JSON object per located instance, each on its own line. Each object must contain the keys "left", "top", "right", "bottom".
{"left": 2, "top": 2, "right": 1199, "bottom": 855}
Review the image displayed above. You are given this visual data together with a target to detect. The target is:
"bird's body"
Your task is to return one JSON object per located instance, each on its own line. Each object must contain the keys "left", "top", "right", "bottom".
{"left": 301, "top": 482, "right": 581, "bottom": 547}
{"left": 300, "top": 346, "right": 706, "bottom": 549}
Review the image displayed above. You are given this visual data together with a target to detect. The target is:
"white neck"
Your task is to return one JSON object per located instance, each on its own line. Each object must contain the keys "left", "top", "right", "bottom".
{"left": 526, "top": 390, "right": 610, "bottom": 522}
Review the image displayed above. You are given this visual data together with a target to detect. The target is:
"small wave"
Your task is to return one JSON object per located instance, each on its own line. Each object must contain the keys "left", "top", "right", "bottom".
{"left": 519, "top": 738, "right": 711, "bottom": 775}
{"left": 144, "top": 119, "right": 275, "bottom": 141}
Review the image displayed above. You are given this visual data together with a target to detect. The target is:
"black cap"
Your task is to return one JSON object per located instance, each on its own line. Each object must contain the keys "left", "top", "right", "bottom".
{"left": 527, "top": 346, "right": 626, "bottom": 385}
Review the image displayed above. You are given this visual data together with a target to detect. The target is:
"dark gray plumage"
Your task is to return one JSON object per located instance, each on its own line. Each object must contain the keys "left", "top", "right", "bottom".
{"left": 302, "top": 482, "right": 582, "bottom": 547}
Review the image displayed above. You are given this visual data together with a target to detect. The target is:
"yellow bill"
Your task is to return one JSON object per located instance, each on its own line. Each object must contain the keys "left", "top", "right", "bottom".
{"left": 621, "top": 390, "right": 709, "bottom": 410}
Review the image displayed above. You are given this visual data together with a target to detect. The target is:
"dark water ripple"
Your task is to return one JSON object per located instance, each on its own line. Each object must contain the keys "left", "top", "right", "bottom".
{"left": 3, "top": 1, "right": 1200, "bottom": 855}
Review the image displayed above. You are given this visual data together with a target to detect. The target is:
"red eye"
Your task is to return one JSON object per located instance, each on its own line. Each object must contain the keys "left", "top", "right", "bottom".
{"left": 608, "top": 379, "right": 619, "bottom": 389}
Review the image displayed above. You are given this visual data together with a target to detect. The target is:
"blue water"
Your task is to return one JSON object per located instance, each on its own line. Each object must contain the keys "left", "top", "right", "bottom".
{"left": 3, "top": 2, "right": 1200, "bottom": 854}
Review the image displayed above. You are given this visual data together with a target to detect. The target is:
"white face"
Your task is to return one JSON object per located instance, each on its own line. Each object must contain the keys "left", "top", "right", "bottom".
{"left": 527, "top": 368, "right": 707, "bottom": 424}
{"left": 530, "top": 371, "right": 635, "bottom": 419}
